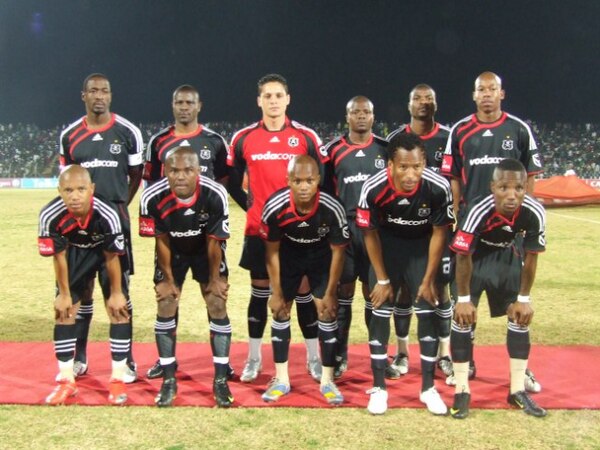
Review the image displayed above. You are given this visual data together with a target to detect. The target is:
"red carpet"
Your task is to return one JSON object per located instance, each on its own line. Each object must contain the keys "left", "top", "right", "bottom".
{"left": 0, "top": 342, "right": 598, "bottom": 409}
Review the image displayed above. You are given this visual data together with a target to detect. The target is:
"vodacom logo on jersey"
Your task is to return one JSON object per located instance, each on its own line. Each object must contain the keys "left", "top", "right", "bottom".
{"left": 469, "top": 155, "right": 504, "bottom": 166}
{"left": 250, "top": 152, "right": 296, "bottom": 161}
{"left": 343, "top": 172, "right": 370, "bottom": 184}
{"left": 80, "top": 158, "right": 119, "bottom": 168}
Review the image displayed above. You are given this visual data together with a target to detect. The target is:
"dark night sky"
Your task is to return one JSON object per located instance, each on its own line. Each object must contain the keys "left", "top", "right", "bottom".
{"left": 1, "top": 0, "right": 598, "bottom": 128}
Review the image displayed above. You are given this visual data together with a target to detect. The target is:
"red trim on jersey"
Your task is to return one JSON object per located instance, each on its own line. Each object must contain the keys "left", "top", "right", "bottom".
{"left": 355, "top": 208, "right": 370, "bottom": 228}
{"left": 139, "top": 217, "right": 156, "bottom": 236}
{"left": 450, "top": 230, "right": 475, "bottom": 254}
{"left": 281, "top": 190, "right": 320, "bottom": 227}
{"left": 332, "top": 135, "right": 374, "bottom": 166}
{"left": 406, "top": 123, "right": 440, "bottom": 141}
{"left": 481, "top": 206, "right": 522, "bottom": 234}
{"left": 69, "top": 114, "right": 117, "bottom": 158}
{"left": 157, "top": 125, "right": 204, "bottom": 161}
{"left": 160, "top": 178, "right": 201, "bottom": 219}
{"left": 38, "top": 237, "right": 55, "bottom": 256}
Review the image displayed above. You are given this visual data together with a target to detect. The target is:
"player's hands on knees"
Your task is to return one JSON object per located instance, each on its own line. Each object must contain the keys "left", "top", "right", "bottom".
{"left": 508, "top": 302, "right": 534, "bottom": 327}
{"left": 207, "top": 277, "right": 229, "bottom": 301}
{"left": 54, "top": 293, "right": 75, "bottom": 322}
{"left": 107, "top": 292, "right": 130, "bottom": 323}
{"left": 417, "top": 281, "right": 438, "bottom": 307}
{"left": 155, "top": 280, "right": 180, "bottom": 303}
{"left": 320, "top": 292, "right": 338, "bottom": 320}
{"left": 370, "top": 284, "right": 393, "bottom": 309}
{"left": 268, "top": 293, "right": 287, "bottom": 318}
{"left": 454, "top": 302, "right": 477, "bottom": 327}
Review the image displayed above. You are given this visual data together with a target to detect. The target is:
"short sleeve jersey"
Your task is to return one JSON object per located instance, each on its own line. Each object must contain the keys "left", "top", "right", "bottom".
{"left": 356, "top": 167, "right": 454, "bottom": 239}
{"left": 259, "top": 187, "right": 349, "bottom": 251}
{"left": 59, "top": 113, "right": 144, "bottom": 204}
{"left": 143, "top": 124, "right": 228, "bottom": 183}
{"left": 321, "top": 133, "right": 387, "bottom": 218}
{"left": 441, "top": 112, "right": 543, "bottom": 207}
{"left": 139, "top": 176, "right": 229, "bottom": 255}
{"left": 227, "top": 117, "right": 323, "bottom": 236}
{"left": 387, "top": 123, "right": 450, "bottom": 172}
{"left": 450, "top": 194, "right": 546, "bottom": 255}
{"left": 38, "top": 196, "right": 125, "bottom": 256}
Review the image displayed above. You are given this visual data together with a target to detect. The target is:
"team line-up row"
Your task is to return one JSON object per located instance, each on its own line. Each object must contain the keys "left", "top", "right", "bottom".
{"left": 38, "top": 71, "right": 546, "bottom": 418}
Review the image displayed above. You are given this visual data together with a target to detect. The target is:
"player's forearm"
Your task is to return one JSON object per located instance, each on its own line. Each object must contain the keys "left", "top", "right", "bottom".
{"left": 363, "top": 228, "right": 388, "bottom": 281}
{"left": 519, "top": 252, "right": 539, "bottom": 296}
{"left": 127, "top": 166, "right": 143, "bottom": 205}
{"left": 155, "top": 235, "right": 175, "bottom": 282}
{"left": 53, "top": 251, "right": 71, "bottom": 296}
{"left": 526, "top": 174, "right": 536, "bottom": 196}
{"left": 422, "top": 226, "right": 446, "bottom": 284}
{"left": 207, "top": 237, "right": 224, "bottom": 282}
{"left": 325, "top": 245, "right": 346, "bottom": 296}
{"left": 226, "top": 166, "right": 248, "bottom": 211}
{"left": 264, "top": 241, "right": 283, "bottom": 296}
{"left": 455, "top": 253, "right": 473, "bottom": 296}
{"left": 103, "top": 251, "right": 123, "bottom": 296}
{"left": 450, "top": 178, "right": 461, "bottom": 216}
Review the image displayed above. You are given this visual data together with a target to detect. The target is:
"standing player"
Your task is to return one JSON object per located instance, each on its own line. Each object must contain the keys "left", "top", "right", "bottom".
{"left": 259, "top": 155, "right": 348, "bottom": 404}
{"left": 320, "top": 96, "right": 388, "bottom": 378}
{"left": 59, "top": 73, "right": 143, "bottom": 383}
{"left": 386, "top": 84, "right": 453, "bottom": 378}
{"left": 357, "top": 133, "right": 454, "bottom": 415}
{"left": 441, "top": 72, "right": 543, "bottom": 390}
{"left": 449, "top": 159, "right": 546, "bottom": 419}
{"left": 227, "top": 74, "right": 324, "bottom": 383}
{"left": 142, "top": 84, "right": 230, "bottom": 381}
{"left": 39, "top": 166, "right": 131, "bottom": 405}
{"left": 140, "top": 147, "right": 233, "bottom": 407}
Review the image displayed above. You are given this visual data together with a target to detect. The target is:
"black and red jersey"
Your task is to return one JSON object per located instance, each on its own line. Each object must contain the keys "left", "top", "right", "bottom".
{"left": 38, "top": 195, "right": 125, "bottom": 256}
{"left": 227, "top": 117, "right": 322, "bottom": 236}
{"left": 387, "top": 123, "right": 450, "bottom": 172}
{"left": 139, "top": 176, "right": 229, "bottom": 255}
{"left": 321, "top": 133, "right": 387, "bottom": 218}
{"left": 441, "top": 112, "right": 543, "bottom": 207}
{"left": 59, "top": 113, "right": 144, "bottom": 204}
{"left": 450, "top": 194, "right": 546, "bottom": 255}
{"left": 356, "top": 167, "right": 454, "bottom": 239}
{"left": 259, "top": 187, "right": 349, "bottom": 250}
{"left": 143, "top": 124, "right": 228, "bottom": 183}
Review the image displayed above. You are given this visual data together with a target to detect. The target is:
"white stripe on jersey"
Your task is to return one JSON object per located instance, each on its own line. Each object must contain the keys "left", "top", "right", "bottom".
{"left": 59, "top": 118, "right": 85, "bottom": 159}
{"left": 320, "top": 192, "right": 347, "bottom": 227}
{"left": 145, "top": 126, "right": 171, "bottom": 161}
{"left": 229, "top": 122, "right": 259, "bottom": 146}
{"left": 522, "top": 195, "right": 546, "bottom": 233}
{"left": 95, "top": 198, "right": 122, "bottom": 234}
{"left": 320, "top": 135, "right": 345, "bottom": 157}
{"left": 443, "top": 115, "right": 472, "bottom": 156}
{"left": 422, "top": 168, "right": 452, "bottom": 204}
{"left": 385, "top": 124, "right": 408, "bottom": 141}
{"left": 358, "top": 170, "right": 387, "bottom": 209}
{"left": 462, "top": 195, "right": 495, "bottom": 233}
{"left": 262, "top": 190, "right": 290, "bottom": 222}
{"left": 203, "top": 125, "right": 229, "bottom": 149}
{"left": 140, "top": 178, "right": 170, "bottom": 215}
{"left": 506, "top": 113, "right": 538, "bottom": 150}
{"left": 114, "top": 114, "right": 144, "bottom": 165}
{"left": 201, "top": 175, "right": 229, "bottom": 216}
{"left": 39, "top": 199, "right": 67, "bottom": 236}
{"left": 291, "top": 120, "right": 322, "bottom": 146}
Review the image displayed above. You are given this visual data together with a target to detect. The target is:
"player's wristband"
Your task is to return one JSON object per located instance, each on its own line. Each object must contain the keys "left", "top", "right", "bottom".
{"left": 517, "top": 295, "right": 531, "bottom": 303}
{"left": 457, "top": 295, "right": 471, "bottom": 303}
{"left": 377, "top": 279, "right": 391, "bottom": 286}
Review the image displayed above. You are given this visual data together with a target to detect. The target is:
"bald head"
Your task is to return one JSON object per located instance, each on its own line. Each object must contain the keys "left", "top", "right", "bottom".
{"left": 165, "top": 146, "right": 200, "bottom": 168}
{"left": 473, "top": 71, "right": 505, "bottom": 120}
{"left": 475, "top": 71, "right": 502, "bottom": 89}
{"left": 346, "top": 95, "right": 374, "bottom": 113}
{"left": 58, "top": 165, "right": 95, "bottom": 217}
{"left": 59, "top": 165, "right": 92, "bottom": 186}
{"left": 288, "top": 154, "right": 318, "bottom": 176}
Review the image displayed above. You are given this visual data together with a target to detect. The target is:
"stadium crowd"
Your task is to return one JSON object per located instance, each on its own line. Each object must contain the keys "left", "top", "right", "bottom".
{"left": 1, "top": 121, "right": 599, "bottom": 179}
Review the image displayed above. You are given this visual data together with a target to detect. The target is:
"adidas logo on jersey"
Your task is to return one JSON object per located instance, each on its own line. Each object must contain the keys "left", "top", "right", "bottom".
{"left": 298, "top": 221, "right": 309, "bottom": 227}
{"left": 355, "top": 150, "right": 366, "bottom": 157}
{"left": 180, "top": 140, "right": 191, "bottom": 147}
{"left": 482, "top": 129, "right": 494, "bottom": 137}
{"left": 502, "top": 225, "right": 513, "bottom": 232}
{"left": 92, "top": 134, "right": 103, "bottom": 141}
{"left": 184, "top": 209, "right": 195, "bottom": 216}
{"left": 269, "top": 136, "right": 280, "bottom": 143}
{"left": 397, "top": 198, "right": 410, "bottom": 205}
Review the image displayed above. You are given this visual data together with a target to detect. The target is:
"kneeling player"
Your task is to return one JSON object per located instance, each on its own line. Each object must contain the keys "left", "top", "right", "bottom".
{"left": 139, "top": 147, "right": 233, "bottom": 407}
{"left": 259, "top": 155, "right": 349, "bottom": 405}
{"left": 39, "top": 165, "right": 131, "bottom": 405}
{"left": 449, "top": 158, "right": 547, "bottom": 419}
{"left": 357, "top": 133, "right": 454, "bottom": 415}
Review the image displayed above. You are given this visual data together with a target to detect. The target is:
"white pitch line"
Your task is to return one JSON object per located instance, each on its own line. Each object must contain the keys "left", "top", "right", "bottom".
{"left": 547, "top": 211, "right": 600, "bottom": 225}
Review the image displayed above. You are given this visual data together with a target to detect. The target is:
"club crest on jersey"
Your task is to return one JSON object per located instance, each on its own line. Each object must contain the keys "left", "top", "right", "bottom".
{"left": 109, "top": 143, "right": 122, "bottom": 154}
{"left": 502, "top": 139, "right": 514, "bottom": 151}
{"left": 288, "top": 136, "right": 299, "bottom": 147}
{"left": 418, "top": 206, "right": 431, "bottom": 217}
{"left": 375, "top": 158, "right": 385, "bottom": 169}
{"left": 317, "top": 225, "right": 330, "bottom": 236}
{"left": 198, "top": 212, "right": 210, "bottom": 221}
{"left": 200, "top": 149, "right": 211, "bottom": 160}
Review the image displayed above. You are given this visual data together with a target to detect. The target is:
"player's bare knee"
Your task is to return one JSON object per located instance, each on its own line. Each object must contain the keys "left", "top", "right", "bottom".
{"left": 157, "top": 295, "right": 179, "bottom": 317}
{"left": 206, "top": 295, "right": 227, "bottom": 320}
{"left": 338, "top": 283, "right": 355, "bottom": 299}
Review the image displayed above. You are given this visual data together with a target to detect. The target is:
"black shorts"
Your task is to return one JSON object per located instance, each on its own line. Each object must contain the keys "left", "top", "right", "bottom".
{"left": 239, "top": 235, "right": 268, "bottom": 279}
{"left": 64, "top": 246, "right": 130, "bottom": 304}
{"left": 469, "top": 246, "right": 522, "bottom": 317}
{"left": 279, "top": 243, "right": 331, "bottom": 301}
{"left": 368, "top": 232, "right": 434, "bottom": 311}
{"left": 340, "top": 220, "right": 370, "bottom": 285}
{"left": 154, "top": 242, "right": 228, "bottom": 287}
